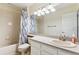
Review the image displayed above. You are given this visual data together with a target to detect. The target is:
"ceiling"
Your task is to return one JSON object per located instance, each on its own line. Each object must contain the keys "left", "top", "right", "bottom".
{"left": 12, "top": 3, "right": 62, "bottom": 8}
{"left": 11, "top": 3, "right": 73, "bottom": 15}
{"left": 12, "top": 3, "right": 34, "bottom": 8}
{"left": 12, "top": 3, "right": 72, "bottom": 9}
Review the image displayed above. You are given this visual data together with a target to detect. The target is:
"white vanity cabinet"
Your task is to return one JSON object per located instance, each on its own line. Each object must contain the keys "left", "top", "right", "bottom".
{"left": 29, "top": 39, "right": 58, "bottom": 55}
{"left": 28, "top": 37, "right": 79, "bottom": 55}
{"left": 40, "top": 43, "right": 58, "bottom": 55}
{"left": 31, "top": 47, "right": 40, "bottom": 55}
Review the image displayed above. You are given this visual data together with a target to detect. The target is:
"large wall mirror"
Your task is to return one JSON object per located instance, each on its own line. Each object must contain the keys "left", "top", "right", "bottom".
{"left": 33, "top": 4, "right": 79, "bottom": 40}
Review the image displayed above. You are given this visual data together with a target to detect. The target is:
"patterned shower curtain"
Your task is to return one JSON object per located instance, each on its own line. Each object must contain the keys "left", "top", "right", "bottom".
{"left": 19, "top": 9, "right": 36, "bottom": 45}
{"left": 30, "top": 15, "right": 36, "bottom": 33}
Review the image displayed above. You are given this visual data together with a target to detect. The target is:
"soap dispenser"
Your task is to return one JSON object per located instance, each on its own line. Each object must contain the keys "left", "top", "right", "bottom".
{"left": 71, "top": 33, "right": 77, "bottom": 44}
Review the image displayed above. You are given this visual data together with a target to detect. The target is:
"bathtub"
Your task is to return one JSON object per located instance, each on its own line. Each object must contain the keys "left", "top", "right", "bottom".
{"left": 0, "top": 44, "right": 17, "bottom": 55}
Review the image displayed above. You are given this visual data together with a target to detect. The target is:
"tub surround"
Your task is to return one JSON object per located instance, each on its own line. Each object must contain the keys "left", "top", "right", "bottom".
{"left": 28, "top": 33, "right": 79, "bottom": 54}
{"left": 0, "top": 44, "right": 17, "bottom": 55}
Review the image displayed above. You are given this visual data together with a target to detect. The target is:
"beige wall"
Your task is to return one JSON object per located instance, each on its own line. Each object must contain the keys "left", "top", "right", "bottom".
{"left": 36, "top": 4, "right": 79, "bottom": 36}
{"left": 0, "top": 4, "right": 21, "bottom": 47}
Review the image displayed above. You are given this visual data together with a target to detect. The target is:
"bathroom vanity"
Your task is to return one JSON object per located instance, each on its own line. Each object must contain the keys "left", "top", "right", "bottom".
{"left": 28, "top": 34, "right": 79, "bottom": 55}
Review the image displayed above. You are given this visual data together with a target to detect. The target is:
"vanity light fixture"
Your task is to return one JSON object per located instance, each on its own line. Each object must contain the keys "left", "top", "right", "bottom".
{"left": 37, "top": 9, "right": 45, "bottom": 16}
{"left": 33, "top": 4, "right": 56, "bottom": 16}
{"left": 38, "top": 9, "right": 45, "bottom": 15}
{"left": 47, "top": 4, "right": 56, "bottom": 12}
{"left": 37, "top": 10, "right": 42, "bottom": 16}
{"left": 42, "top": 8, "right": 50, "bottom": 14}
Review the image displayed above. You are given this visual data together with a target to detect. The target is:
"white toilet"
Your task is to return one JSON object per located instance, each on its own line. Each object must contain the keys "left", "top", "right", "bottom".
{"left": 18, "top": 43, "right": 30, "bottom": 55}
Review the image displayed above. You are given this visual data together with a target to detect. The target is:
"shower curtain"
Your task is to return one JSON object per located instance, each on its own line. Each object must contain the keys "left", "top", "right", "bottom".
{"left": 19, "top": 9, "right": 36, "bottom": 45}
{"left": 30, "top": 15, "right": 36, "bottom": 33}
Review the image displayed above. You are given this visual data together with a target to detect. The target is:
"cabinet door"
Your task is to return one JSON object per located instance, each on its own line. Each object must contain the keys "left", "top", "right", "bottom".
{"left": 40, "top": 51, "right": 50, "bottom": 55}
{"left": 41, "top": 43, "right": 58, "bottom": 55}
{"left": 31, "top": 47, "right": 40, "bottom": 55}
{"left": 58, "top": 49, "right": 78, "bottom": 55}
{"left": 29, "top": 39, "right": 40, "bottom": 49}
{"left": 29, "top": 39, "right": 41, "bottom": 55}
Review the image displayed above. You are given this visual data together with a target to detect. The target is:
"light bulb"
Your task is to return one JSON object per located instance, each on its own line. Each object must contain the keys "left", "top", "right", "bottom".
{"left": 45, "top": 10, "right": 50, "bottom": 14}
{"left": 46, "top": 4, "right": 56, "bottom": 12}
{"left": 34, "top": 12, "right": 38, "bottom": 15}
{"left": 40, "top": 11, "right": 45, "bottom": 15}
{"left": 42, "top": 8, "right": 47, "bottom": 11}
{"left": 50, "top": 8, "right": 56, "bottom": 12}
{"left": 37, "top": 13, "right": 41, "bottom": 16}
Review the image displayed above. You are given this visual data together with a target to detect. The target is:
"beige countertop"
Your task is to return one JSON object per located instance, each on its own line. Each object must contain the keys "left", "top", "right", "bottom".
{"left": 28, "top": 33, "right": 79, "bottom": 54}
{"left": 28, "top": 33, "right": 59, "bottom": 38}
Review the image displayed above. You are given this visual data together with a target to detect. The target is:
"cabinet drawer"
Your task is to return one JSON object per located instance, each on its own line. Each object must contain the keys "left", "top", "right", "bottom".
{"left": 29, "top": 40, "right": 40, "bottom": 49}
{"left": 31, "top": 47, "right": 40, "bottom": 55}
{"left": 40, "top": 51, "right": 50, "bottom": 55}
{"left": 41, "top": 43, "right": 57, "bottom": 55}
{"left": 58, "top": 49, "right": 78, "bottom": 55}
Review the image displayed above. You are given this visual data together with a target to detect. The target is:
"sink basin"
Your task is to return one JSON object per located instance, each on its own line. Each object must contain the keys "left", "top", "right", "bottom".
{"left": 51, "top": 40, "right": 77, "bottom": 48}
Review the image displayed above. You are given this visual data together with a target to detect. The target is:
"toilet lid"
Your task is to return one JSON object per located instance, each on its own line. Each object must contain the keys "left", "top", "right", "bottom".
{"left": 18, "top": 43, "right": 30, "bottom": 49}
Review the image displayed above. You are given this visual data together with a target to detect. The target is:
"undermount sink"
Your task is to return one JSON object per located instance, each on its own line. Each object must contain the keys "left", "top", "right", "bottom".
{"left": 51, "top": 40, "right": 77, "bottom": 48}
